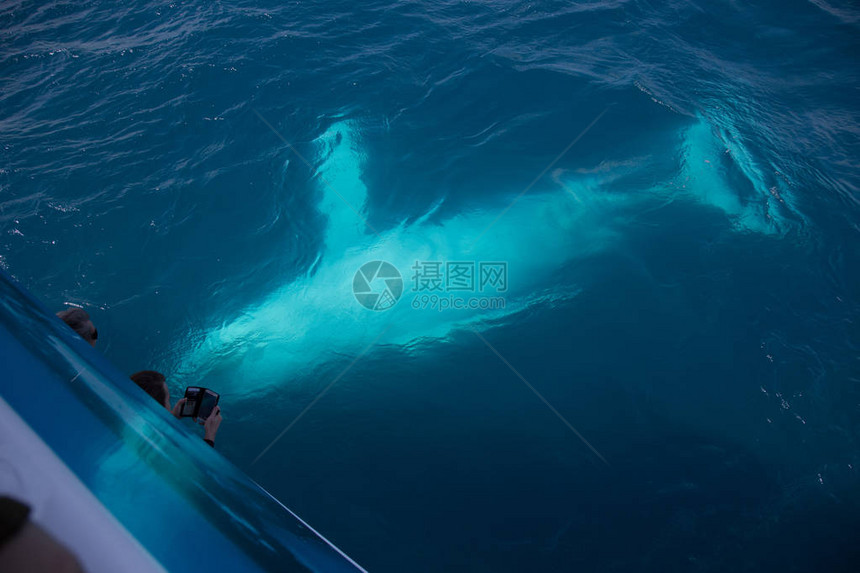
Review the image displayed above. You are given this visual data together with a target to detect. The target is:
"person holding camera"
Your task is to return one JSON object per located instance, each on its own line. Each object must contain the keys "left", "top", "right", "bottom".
{"left": 130, "top": 371, "right": 222, "bottom": 447}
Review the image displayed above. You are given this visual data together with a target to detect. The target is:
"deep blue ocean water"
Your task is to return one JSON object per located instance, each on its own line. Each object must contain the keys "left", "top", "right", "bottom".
{"left": 2, "top": 0, "right": 859, "bottom": 571}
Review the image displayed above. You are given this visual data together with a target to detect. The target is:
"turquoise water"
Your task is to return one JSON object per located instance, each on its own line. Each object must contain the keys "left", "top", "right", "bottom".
{"left": 2, "top": 0, "right": 859, "bottom": 571}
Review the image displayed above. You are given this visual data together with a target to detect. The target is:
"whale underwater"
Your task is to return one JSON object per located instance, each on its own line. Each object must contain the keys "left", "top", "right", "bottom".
{"left": 173, "top": 118, "right": 799, "bottom": 395}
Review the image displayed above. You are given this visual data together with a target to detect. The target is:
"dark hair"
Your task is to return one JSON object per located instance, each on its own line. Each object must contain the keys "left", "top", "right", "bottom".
{"left": 56, "top": 307, "right": 97, "bottom": 343}
{"left": 130, "top": 371, "right": 168, "bottom": 406}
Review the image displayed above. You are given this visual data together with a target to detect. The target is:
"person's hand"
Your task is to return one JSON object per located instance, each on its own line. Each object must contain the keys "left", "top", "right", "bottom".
{"left": 203, "top": 406, "right": 222, "bottom": 443}
{"left": 171, "top": 398, "right": 186, "bottom": 420}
